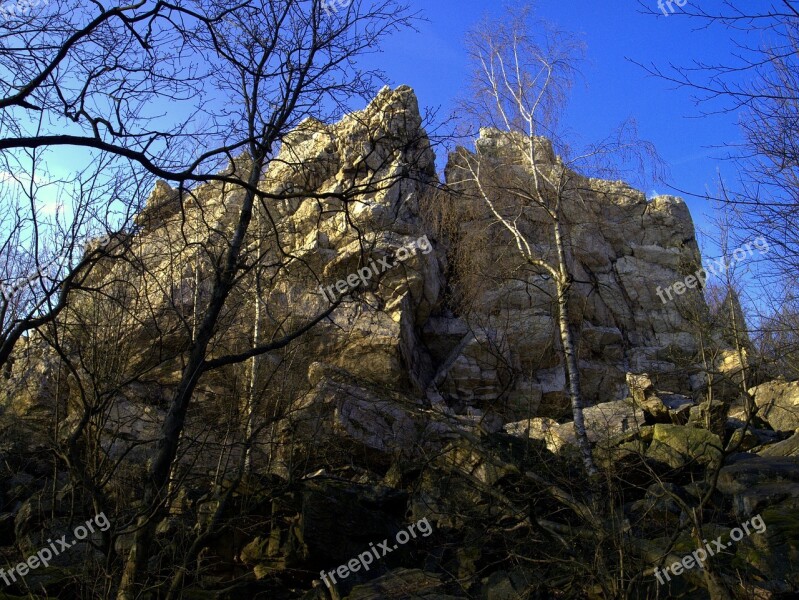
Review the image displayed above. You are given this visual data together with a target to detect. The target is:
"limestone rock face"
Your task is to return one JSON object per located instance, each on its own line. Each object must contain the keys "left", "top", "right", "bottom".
{"left": 2, "top": 337, "right": 69, "bottom": 419}
{"left": 3, "top": 85, "right": 723, "bottom": 465}
{"left": 427, "top": 128, "right": 710, "bottom": 420}
{"left": 254, "top": 86, "right": 443, "bottom": 394}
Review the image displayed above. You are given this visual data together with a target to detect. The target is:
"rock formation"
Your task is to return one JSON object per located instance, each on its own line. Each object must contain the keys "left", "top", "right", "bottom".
{"left": 1, "top": 85, "right": 797, "bottom": 599}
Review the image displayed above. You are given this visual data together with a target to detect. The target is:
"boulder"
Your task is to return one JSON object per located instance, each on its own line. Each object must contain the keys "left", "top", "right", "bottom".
{"left": 736, "top": 505, "right": 799, "bottom": 591}
{"left": 687, "top": 398, "right": 728, "bottom": 438}
{"left": 346, "top": 568, "right": 454, "bottom": 599}
{"left": 627, "top": 482, "right": 688, "bottom": 529}
{"left": 480, "top": 568, "right": 539, "bottom": 599}
{"left": 717, "top": 455, "right": 799, "bottom": 519}
{"left": 272, "top": 377, "right": 459, "bottom": 475}
{"left": 645, "top": 424, "right": 722, "bottom": 470}
{"left": 759, "top": 432, "right": 799, "bottom": 457}
{"left": 440, "top": 439, "right": 517, "bottom": 486}
{"left": 504, "top": 399, "right": 644, "bottom": 453}
{"left": 749, "top": 380, "right": 799, "bottom": 432}
{"left": 726, "top": 426, "right": 784, "bottom": 453}
{"left": 627, "top": 372, "right": 655, "bottom": 405}
{"left": 626, "top": 372, "right": 694, "bottom": 424}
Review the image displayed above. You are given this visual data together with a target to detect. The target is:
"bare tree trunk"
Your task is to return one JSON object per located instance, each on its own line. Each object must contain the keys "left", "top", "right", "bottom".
{"left": 244, "top": 209, "right": 262, "bottom": 475}
{"left": 553, "top": 219, "right": 596, "bottom": 475}
{"left": 164, "top": 467, "right": 243, "bottom": 600}
{"left": 117, "top": 162, "right": 263, "bottom": 600}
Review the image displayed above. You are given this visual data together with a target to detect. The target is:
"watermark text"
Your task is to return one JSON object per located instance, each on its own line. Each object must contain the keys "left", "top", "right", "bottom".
{"left": 655, "top": 237, "right": 769, "bottom": 304}
{"left": 0, "top": 512, "right": 111, "bottom": 587}
{"left": 654, "top": 513, "right": 766, "bottom": 585}
{"left": 320, "top": 517, "right": 433, "bottom": 589}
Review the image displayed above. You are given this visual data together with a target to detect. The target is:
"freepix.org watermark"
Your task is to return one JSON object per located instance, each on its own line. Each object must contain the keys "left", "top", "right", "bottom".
{"left": 657, "top": 0, "right": 688, "bottom": 16}
{"left": 0, "top": 512, "right": 111, "bottom": 586}
{"left": 318, "top": 235, "right": 432, "bottom": 302}
{"left": 321, "top": 0, "right": 352, "bottom": 16}
{"left": 654, "top": 513, "right": 766, "bottom": 585}
{"left": 655, "top": 237, "right": 769, "bottom": 304}
{"left": 320, "top": 517, "right": 433, "bottom": 590}
{"left": 0, "top": 0, "right": 46, "bottom": 20}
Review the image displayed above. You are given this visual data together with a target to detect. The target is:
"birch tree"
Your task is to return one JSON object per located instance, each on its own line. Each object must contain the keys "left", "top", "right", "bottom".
{"left": 452, "top": 8, "right": 659, "bottom": 475}
{"left": 452, "top": 8, "right": 597, "bottom": 474}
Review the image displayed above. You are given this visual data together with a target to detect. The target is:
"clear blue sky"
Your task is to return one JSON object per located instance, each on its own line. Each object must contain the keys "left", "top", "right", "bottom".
{"left": 361, "top": 0, "right": 750, "bottom": 248}
{"left": 38, "top": 1, "right": 749, "bottom": 257}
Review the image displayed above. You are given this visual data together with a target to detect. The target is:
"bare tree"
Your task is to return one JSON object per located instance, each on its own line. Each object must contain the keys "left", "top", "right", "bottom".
{"left": 451, "top": 8, "right": 595, "bottom": 474}
{"left": 1, "top": 0, "right": 415, "bottom": 596}
{"left": 637, "top": 1, "right": 799, "bottom": 375}
{"left": 0, "top": 150, "right": 136, "bottom": 370}
{"left": 110, "top": 2, "right": 415, "bottom": 597}
{"left": 449, "top": 8, "right": 658, "bottom": 475}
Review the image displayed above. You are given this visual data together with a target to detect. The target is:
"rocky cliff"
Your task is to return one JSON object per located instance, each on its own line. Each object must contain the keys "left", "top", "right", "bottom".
{"left": 63, "top": 85, "right": 715, "bottom": 465}
{"left": 2, "top": 86, "right": 797, "bottom": 600}
{"left": 126, "top": 86, "right": 707, "bottom": 420}
{"left": 3, "top": 87, "right": 720, "bottom": 482}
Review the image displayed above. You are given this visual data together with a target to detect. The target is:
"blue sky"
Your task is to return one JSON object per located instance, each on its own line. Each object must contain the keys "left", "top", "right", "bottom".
{"left": 361, "top": 0, "right": 750, "bottom": 250}
{"left": 17, "top": 1, "right": 752, "bottom": 260}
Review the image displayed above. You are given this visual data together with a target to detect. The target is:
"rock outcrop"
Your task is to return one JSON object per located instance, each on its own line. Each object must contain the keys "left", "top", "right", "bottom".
{"left": 749, "top": 379, "right": 799, "bottom": 432}
{"left": 440, "top": 129, "right": 706, "bottom": 417}
{"left": 3, "top": 85, "right": 713, "bottom": 442}
{"left": 2, "top": 85, "right": 798, "bottom": 600}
